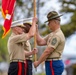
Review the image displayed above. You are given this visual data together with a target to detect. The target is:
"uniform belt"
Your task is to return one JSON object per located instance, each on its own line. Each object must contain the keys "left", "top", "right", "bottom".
{"left": 46, "top": 57, "right": 61, "bottom": 61}
{"left": 10, "top": 59, "right": 26, "bottom": 63}
{"left": 26, "top": 57, "right": 32, "bottom": 60}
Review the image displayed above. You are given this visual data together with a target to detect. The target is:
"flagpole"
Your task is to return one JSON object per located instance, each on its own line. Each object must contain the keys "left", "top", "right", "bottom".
{"left": 33, "top": 0, "right": 37, "bottom": 71}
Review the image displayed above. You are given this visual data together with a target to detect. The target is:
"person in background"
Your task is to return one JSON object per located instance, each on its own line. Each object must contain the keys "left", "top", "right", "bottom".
{"left": 7, "top": 17, "right": 38, "bottom": 75}
{"left": 23, "top": 22, "right": 36, "bottom": 75}
{"left": 34, "top": 11, "right": 65, "bottom": 75}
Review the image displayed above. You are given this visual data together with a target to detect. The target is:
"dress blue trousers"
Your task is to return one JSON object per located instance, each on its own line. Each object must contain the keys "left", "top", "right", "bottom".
{"left": 45, "top": 60, "right": 64, "bottom": 75}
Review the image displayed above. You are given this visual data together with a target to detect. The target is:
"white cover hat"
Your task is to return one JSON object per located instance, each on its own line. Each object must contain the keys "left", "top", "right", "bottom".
{"left": 11, "top": 18, "right": 32, "bottom": 27}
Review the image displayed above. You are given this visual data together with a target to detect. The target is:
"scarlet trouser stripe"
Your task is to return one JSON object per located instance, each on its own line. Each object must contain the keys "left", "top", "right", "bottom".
{"left": 18, "top": 62, "right": 22, "bottom": 75}
{"left": 45, "top": 60, "right": 64, "bottom": 75}
{"left": 50, "top": 61, "right": 54, "bottom": 75}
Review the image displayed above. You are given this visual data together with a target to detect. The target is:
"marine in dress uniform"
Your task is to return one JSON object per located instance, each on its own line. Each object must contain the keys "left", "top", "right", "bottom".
{"left": 34, "top": 11, "right": 65, "bottom": 75}
{"left": 7, "top": 17, "right": 37, "bottom": 75}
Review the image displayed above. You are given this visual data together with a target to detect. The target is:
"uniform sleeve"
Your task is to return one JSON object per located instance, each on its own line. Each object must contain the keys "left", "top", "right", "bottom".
{"left": 24, "top": 41, "right": 30, "bottom": 50}
{"left": 47, "top": 35, "right": 61, "bottom": 49}
{"left": 10, "top": 33, "right": 28, "bottom": 43}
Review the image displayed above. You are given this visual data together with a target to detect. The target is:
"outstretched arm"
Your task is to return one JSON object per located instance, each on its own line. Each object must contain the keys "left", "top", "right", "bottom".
{"left": 36, "top": 25, "right": 47, "bottom": 46}
{"left": 24, "top": 48, "right": 38, "bottom": 57}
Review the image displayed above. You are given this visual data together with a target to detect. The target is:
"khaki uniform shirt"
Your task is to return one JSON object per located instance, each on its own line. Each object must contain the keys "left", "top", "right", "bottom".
{"left": 7, "top": 32, "right": 31, "bottom": 60}
{"left": 44, "top": 28, "right": 65, "bottom": 60}
{"left": 24, "top": 41, "right": 32, "bottom": 60}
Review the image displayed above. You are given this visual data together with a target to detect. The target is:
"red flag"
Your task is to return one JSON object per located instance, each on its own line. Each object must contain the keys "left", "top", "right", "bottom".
{"left": 1, "top": 0, "right": 8, "bottom": 18}
{"left": 1, "top": 0, "right": 16, "bottom": 38}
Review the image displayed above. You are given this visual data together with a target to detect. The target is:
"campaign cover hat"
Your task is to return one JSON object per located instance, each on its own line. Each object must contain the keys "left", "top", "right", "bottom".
{"left": 45, "top": 11, "right": 62, "bottom": 23}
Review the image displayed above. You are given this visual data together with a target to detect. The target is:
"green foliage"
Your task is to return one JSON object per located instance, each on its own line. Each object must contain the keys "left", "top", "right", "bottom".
{"left": 16, "top": 0, "right": 23, "bottom": 6}
{"left": 0, "top": 25, "right": 3, "bottom": 37}
{"left": 61, "top": 24, "right": 76, "bottom": 38}
{"left": 0, "top": 25, "right": 10, "bottom": 62}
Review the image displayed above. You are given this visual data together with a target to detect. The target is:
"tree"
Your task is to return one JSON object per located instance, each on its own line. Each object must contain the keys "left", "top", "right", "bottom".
{"left": 58, "top": 0, "right": 76, "bottom": 38}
